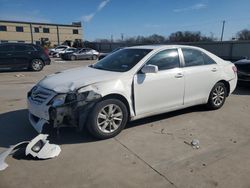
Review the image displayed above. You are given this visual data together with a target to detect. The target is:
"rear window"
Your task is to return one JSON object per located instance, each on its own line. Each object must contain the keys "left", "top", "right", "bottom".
{"left": 182, "top": 48, "right": 204, "bottom": 67}
{"left": 182, "top": 48, "right": 217, "bottom": 67}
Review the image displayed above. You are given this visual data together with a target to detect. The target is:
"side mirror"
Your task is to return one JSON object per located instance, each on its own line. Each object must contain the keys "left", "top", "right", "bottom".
{"left": 141, "top": 64, "right": 158, "bottom": 74}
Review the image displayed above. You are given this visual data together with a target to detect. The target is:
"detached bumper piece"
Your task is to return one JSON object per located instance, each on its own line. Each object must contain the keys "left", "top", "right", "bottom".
{"left": 0, "top": 134, "right": 61, "bottom": 171}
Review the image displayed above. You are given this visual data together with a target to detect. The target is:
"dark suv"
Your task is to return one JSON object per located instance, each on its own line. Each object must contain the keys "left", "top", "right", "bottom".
{"left": 0, "top": 43, "right": 51, "bottom": 71}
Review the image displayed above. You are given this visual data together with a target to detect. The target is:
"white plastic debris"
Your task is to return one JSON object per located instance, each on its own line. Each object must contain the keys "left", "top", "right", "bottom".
{"left": 0, "top": 141, "right": 29, "bottom": 171}
{"left": 191, "top": 139, "right": 200, "bottom": 149}
{"left": 0, "top": 134, "right": 61, "bottom": 171}
{"left": 26, "top": 134, "right": 61, "bottom": 159}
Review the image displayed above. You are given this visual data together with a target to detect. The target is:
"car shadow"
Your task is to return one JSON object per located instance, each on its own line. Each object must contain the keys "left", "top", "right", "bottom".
{"left": 127, "top": 105, "right": 208, "bottom": 129}
{"left": 0, "top": 109, "right": 37, "bottom": 148}
{"left": 233, "top": 84, "right": 250, "bottom": 95}
{"left": 0, "top": 105, "right": 208, "bottom": 149}
{"left": 0, "top": 109, "right": 97, "bottom": 149}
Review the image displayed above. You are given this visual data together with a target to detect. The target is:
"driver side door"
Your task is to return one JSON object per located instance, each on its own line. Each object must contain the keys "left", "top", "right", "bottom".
{"left": 133, "top": 49, "right": 185, "bottom": 116}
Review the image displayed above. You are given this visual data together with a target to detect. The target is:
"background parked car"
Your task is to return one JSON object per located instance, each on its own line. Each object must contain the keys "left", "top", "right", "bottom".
{"left": 234, "top": 58, "right": 250, "bottom": 84}
{"left": 49, "top": 45, "right": 70, "bottom": 56}
{"left": 61, "top": 48, "right": 99, "bottom": 60}
{"left": 0, "top": 43, "right": 50, "bottom": 71}
{"left": 52, "top": 47, "right": 78, "bottom": 58}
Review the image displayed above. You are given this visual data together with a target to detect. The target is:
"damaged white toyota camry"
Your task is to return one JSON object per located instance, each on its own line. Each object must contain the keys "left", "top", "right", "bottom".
{"left": 27, "top": 45, "right": 237, "bottom": 139}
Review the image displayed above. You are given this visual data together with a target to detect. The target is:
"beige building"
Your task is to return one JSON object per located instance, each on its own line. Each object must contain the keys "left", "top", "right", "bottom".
{"left": 0, "top": 20, "right": 83, "bottom": 46}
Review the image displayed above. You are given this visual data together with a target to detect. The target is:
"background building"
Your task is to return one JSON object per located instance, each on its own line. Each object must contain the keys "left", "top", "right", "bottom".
{"left": 0, "top": 20, "right": 83, "bottom": 46}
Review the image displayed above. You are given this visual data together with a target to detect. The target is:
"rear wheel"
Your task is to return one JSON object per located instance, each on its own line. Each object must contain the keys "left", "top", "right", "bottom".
{"left": 30, "top": 59, "right": 44, "bottom": 71}
{"left": 87, "top": 99, "right": 128, "bottom": 139}
{"left": 70, "top": 55, "right": 76, "bottom": 61}
{"left": 92, "top": 55, "right": 98, "bottom": 60}
{"left": 207, "top": 82, "right": 227, "bottom": 110}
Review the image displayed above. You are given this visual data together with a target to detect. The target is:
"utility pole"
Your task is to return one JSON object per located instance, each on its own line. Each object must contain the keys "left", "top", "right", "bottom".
{"left": 29, "top": 23, "right": 34, "bottom": 44}
{"left": 220, "top": 20, "right": 226, "bottom": 41}
{"left": 110, "top": 34, "right": 113, "bottom": 43}
{"left": 121, "top": 33, "right": 124, "bottom": 41}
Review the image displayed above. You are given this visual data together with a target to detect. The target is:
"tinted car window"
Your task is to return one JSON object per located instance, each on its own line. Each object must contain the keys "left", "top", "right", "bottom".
{"left": 92, "top": 49, "right": 152, "bottom": 72}
{"left": 146, "top": 49, "right": 180, "bottom": 70}
{"left": 56, "top": 47, "right": 67, "bottom": 50}
{"left": 203, "top": 53, "right": 216, "bottom": 65}
{"left": 79, "top": 49, "right": 87, "bottom": 53}
{"left": 14, "top": 45, "right": 35, "bottom": 51}
{"left": 0, "top": 44, "right": 14, "bottom": 52}
{"left": 182, "top": 48, "right": 205, "bottom": 67}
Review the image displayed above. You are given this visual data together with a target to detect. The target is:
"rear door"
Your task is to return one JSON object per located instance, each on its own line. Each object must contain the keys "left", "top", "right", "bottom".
{"left": 12, "top": 44, "right": 36, "bottom": 68}
{"left": 0, "top": 44, "right": 15, "bottom": 69}
{"left": 181, "top": 48, "right": 220, "bottom": 105}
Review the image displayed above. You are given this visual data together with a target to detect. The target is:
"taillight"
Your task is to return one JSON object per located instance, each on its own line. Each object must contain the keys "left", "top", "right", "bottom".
{"left": 232, "top": 65, "right": 237, "bottom": 73}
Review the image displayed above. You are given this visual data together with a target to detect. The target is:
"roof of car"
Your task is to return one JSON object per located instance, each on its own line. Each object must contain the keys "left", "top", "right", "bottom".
{"left": 127, "top": 44, "right": 201, "bottom": 50}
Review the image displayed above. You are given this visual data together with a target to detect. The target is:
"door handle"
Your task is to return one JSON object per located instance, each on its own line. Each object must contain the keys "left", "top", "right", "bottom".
{"left": 7, "top": 54, "right": 12, "bottom": 56}
{"left": 211, "top": 68, "right": 218, "bottom": 72}
{"left": 27, "top": 52, "right": 32, "bottom": 54}
{"left": 175, "top": 73, "right": 184, "bottom": 78}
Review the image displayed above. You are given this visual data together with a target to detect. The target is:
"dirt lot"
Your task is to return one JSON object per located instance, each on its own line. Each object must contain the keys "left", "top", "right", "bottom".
{"left": 0, "top": 58, "right": 250, "bottom": 188}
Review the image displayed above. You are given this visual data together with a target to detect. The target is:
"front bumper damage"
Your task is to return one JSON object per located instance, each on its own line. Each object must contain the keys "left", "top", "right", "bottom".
{"left": 28, "top": 89, "right": 102, "bottom": 133}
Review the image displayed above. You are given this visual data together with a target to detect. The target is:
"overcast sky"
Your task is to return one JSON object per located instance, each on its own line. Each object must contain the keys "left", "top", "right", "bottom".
{"left": 0, "top": 0, "right": 250, "bottom": 41}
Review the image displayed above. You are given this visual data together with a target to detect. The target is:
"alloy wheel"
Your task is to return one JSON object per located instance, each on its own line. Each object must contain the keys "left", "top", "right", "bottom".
{"left": 97, "top": 104, "right": 123, "bottom": 133}
{"left": 32, "top": 60, "right": 43, "bottom": 71}
{"left": 212, "top": 85, "right": 225, "bottom": 106}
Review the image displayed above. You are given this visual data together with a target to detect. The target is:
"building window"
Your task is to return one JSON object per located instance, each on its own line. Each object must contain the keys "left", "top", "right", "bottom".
{"left": 0, "top": 25, "right": 7, "bottom": 31}
{"left": 18, "top": 41, "right": 25, "bottom": 43}
{"left": 16, "top": 26, "right": 24, "bottom": 32}
{"left": 73, "top": 29, "right": 79, "bottom": 34}
{"left": 34, "top": 27, "right": 39, "bottom": 33}
{"left": 43, "top": 28, "right": 50, "bottom": 33}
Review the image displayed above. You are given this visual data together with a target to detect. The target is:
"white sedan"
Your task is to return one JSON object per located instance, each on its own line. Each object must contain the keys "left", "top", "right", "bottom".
{"left": 27, "top": 45, "right": 237, "bottom": 139}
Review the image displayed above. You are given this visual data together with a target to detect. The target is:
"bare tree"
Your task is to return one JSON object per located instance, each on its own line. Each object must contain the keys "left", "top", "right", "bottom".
{"left": 168, "top": 31, "right": 215, "bottom": 42}
{"left": 124, "top": 34, "right": 166, "bottom": 44}
{"left": 236, "top": 29, "right": 250, "bottom": 40}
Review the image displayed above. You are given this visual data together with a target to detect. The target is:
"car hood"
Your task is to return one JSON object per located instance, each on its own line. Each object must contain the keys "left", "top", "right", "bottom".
{"left": 38, "top": 66, "right": 122, "bottom": 93}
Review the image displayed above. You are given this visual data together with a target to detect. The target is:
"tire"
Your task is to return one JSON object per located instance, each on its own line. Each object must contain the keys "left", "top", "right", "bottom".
{"left": 207, "top": 82, "right": 227, "bottom": 110}
{"left": 70, "top": 55, "right": 76, "bottom": 61}
{"left": 30, "top": 59, "right": 44, "bottom": 71}
{"left": 92, "top": 55, "right": 98, "bottom": 60}
{"left": 87, "top": 99, "right": 128, "bottom": 139}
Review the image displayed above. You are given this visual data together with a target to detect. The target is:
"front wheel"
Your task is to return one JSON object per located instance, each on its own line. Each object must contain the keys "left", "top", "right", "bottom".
{"left": 87, "top": 99, "right": 128, "bottom": 139}
{"left": 70, "top": 55, "right": 76, "bottom": 61}
{"left": 207, "top": 82, "right": 227, "bottom": 110}
{"left": 92, "top": 55, "right": 98, "bottom": 60}
{"left": 30, "top": 59, "right": 44, "bottom": 71}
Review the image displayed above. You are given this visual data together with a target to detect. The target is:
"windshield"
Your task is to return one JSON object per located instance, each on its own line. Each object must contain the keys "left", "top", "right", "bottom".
{"left": 92, "top": 48, "right": 152, "bottom": 72}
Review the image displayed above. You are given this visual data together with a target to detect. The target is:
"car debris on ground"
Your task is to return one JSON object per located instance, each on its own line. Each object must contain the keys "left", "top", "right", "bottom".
{"left": 184, "top": 139, "right": 200, "bottom": 149}
{"left": 0, "top": 134, "right": 61, "bottom": 171}
{"left": 0, "top": 141, "right": 29, "bottom": 171}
